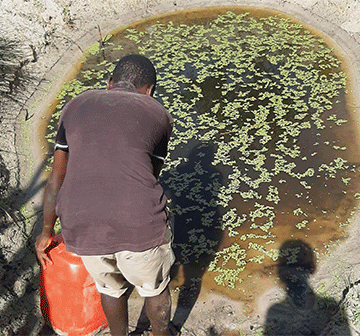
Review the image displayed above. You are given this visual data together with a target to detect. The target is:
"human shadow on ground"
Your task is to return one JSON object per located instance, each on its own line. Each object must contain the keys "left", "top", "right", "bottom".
{"left": 0, "top": 152, "right": 53, "bottom": 335}
{"left": 263, "top": 239, "right": 351, "bottom": 336}
{"left": 131, "top": 143, "right": 224, "bottom": 335}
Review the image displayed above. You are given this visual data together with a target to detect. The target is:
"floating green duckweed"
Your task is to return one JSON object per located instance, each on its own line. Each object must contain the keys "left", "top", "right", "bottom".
{"left": 47, "top": 8, "right": 360, "bottom": 292}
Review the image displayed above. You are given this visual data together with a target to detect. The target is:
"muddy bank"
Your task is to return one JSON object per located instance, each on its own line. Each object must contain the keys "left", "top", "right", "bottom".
{"left": 1, "top": 0, "right": 360, "bottom": 335}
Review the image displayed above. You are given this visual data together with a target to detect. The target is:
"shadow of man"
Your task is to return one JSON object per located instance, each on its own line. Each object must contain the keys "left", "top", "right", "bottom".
{"left": 167, "top": 143, "right": 224, "bottom": 332}
{"left": 130, "top": 143, "right": 224, "bottom": 335}
{"left": 0, "top": 152, "right": 53, "bottom": 335}
{"left": 264, "top": 239, "right": 351, "bottom": 336}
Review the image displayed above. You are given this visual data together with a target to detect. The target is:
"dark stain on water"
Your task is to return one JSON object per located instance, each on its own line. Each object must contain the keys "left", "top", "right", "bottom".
{"left": 44, "top": 7, "right": 360, "bottom": 304}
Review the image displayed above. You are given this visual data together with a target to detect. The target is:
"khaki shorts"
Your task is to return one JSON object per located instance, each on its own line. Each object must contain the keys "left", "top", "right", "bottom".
{"left": 81, "top": 227, "right": 175, "bottom": 298}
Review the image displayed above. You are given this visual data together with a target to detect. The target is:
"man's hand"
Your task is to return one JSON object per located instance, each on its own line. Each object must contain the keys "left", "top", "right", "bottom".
{"left": 35, "top": 232, "right": 54, "bottom": 269}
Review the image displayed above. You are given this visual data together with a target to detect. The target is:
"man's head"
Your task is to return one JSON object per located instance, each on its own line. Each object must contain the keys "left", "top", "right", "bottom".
{"left": 108, "top": 54, "right": 156, "bottom": 96}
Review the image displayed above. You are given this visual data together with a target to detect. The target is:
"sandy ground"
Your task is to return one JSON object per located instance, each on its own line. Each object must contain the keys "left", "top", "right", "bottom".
{"left": 1, "top": 0, "right": 360, "bottom": 335}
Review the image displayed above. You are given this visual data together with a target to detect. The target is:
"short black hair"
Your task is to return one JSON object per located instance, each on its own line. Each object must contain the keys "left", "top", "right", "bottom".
{"left": 112, "top": 54, "right": 156, "bottom": 90}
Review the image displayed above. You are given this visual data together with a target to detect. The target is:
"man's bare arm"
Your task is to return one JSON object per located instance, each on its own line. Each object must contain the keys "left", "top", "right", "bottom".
{"left": 35, "top": 150, "right": 68, "bottom": 268}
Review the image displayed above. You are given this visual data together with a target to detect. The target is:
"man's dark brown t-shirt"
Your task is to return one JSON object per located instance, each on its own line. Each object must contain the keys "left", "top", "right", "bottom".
{"left": 54, "top": 82, "right": 173, "bottom": 255}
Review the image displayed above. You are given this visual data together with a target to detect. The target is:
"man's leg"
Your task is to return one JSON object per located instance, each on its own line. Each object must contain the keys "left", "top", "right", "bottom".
{"left": 101, "top": 293, "right": 128, "bottom": 336}
{"left": 145, "top": 286, "right": 171, "bottom": 336}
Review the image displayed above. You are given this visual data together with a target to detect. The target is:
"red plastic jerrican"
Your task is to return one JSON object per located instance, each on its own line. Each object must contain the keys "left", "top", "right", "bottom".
{"left": 40, "top": 234, "right": 108, "bottom": 336}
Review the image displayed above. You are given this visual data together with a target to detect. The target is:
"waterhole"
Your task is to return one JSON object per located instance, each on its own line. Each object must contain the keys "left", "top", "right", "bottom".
{"left": 46, "top": 7, "right": 360, "bottom": 303}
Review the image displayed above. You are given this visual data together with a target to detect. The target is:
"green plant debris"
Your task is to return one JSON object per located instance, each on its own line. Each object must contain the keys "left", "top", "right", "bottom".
{"left": 209, "top": 243, "right": 246, "bottom": 288}
{"left": 248, "top": 242, "right": 279, "bottom": 261}
{"left": 296, "top": 219, "right": 309, "bottom": 229}
{"left": 87, "top": 41, "right": 101, "bottom": 55}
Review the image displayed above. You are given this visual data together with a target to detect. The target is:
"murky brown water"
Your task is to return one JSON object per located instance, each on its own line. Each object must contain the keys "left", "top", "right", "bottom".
{"left": 42, "top": 7, "right": 360, "bottom": 309}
